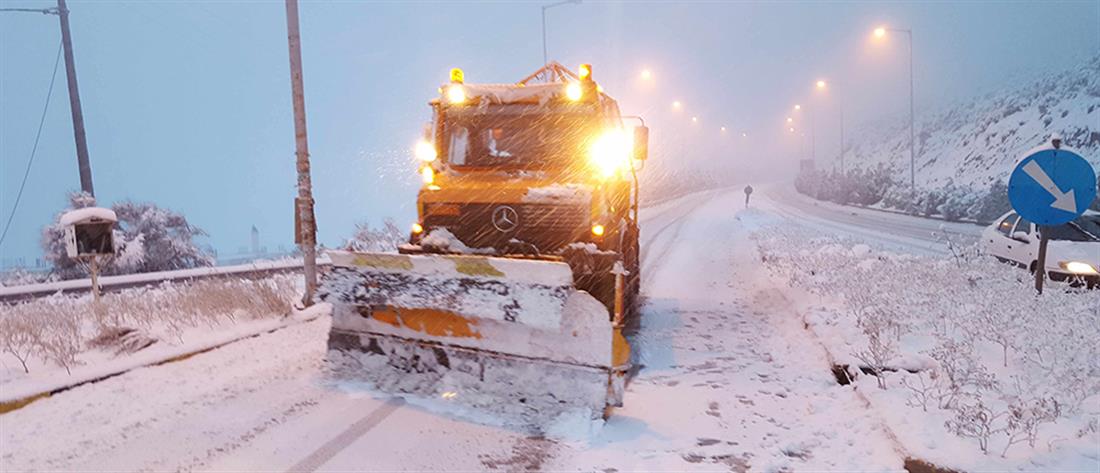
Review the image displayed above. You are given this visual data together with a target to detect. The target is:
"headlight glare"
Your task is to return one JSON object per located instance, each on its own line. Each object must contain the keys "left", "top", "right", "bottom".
{"left": 1059, "top": 261, "right": 1099, "bottom": 275}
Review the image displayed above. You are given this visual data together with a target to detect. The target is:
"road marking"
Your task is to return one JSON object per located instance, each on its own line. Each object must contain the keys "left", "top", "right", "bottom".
{"left": 1022, "top": 160, "right": 1077, "bottom": 213}
{"left": 285, "top": 396, "right": 406, "bottom": 473}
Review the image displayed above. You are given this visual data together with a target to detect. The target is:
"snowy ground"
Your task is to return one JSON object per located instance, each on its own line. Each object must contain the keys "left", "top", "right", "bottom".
{"left": 2, "top": 186, "right": 1090, "bottom": 472}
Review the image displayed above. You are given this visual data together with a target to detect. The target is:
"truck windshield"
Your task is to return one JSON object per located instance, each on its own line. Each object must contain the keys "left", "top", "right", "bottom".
{"left": 444, "top": 109, "right": 596, "bottom": 169}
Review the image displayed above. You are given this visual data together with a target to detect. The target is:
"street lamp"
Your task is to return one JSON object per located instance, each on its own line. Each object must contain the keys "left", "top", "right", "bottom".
{"left": 542, "top": 0, "right": 581, "bottom": 66}
{"left": 873, "top": 25, "right": 916, "bottom": 194}
{"left": 814, "top": 79, "right": 846, "bottom": 173}
{"left": 640, "top": 69, "right": 652, "bottom": 81}
{"left": 672, "top": 100, "right": 682, "bottom": 110}
{"left": 793, "top": 103, "right": 815, "bottom": 162}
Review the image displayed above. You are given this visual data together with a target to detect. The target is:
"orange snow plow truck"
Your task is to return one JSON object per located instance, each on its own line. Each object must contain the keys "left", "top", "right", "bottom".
{"left": 320, "top": 63, "right": 648, "bottom": 419}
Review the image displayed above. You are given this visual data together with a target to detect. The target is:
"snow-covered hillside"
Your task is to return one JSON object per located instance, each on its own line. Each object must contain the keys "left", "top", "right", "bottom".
{"left": 847, "top": 54, "right": 1099, "bottom": 194}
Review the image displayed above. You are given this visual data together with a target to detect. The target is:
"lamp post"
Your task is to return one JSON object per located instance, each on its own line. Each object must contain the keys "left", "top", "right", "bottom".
{"left": 793, "top": 104, "right": 815, "bottom": 162}
{"left": 815, "top": 79, "right": 846, "bottom": 173}
{"left": 875, "top": 26, "right": 915, "bottom": 193}
{"left": 542, "top": 0, "right": 581, "bottom": 66}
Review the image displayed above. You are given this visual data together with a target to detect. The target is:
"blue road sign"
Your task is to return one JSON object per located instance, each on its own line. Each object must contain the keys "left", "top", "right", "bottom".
{"left": 1008, "top": 148, "right": 1096, "bottom": 226}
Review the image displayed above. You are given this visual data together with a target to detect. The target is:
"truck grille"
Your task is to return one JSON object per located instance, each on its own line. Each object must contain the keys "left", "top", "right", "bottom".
{"left": 424, "top": 203, "right": 589, "bottom": 253}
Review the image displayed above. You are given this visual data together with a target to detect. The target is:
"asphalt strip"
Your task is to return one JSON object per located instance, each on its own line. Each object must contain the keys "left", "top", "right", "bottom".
{"left": 285, "top": 396, "right": 407, "bottom": 473}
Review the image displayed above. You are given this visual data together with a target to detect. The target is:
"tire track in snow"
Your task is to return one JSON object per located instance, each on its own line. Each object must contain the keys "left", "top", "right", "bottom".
{"left": 285, "top": 397, "right": 406, "bottom": 473}
{"left": 639, "top": 190, "right": 724, "bottom": 279}
{"left": 480, "top": 190, "right": 724, "bottom": 470}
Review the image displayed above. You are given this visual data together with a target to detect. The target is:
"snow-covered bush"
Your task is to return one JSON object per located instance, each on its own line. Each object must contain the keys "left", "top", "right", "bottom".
{"left": 0, "top": 269, "right": 55, "bottom": 287}
{"left": 41, "top": 193, "right": 214, "bottom": 279}
{"left": 753, "top": 225, "right": 1099, "bottom": 461}
{"left": 966, "top": 179, "right": 1011, "bottom": 223}
{"left": 794, "top": 166, "right": 893, "bottom": 207}
{"left": 343, "top": 219, "right": 406, "bottom": 253}
{"left": 937, "top": 184, "right": 978, "bottom": 222}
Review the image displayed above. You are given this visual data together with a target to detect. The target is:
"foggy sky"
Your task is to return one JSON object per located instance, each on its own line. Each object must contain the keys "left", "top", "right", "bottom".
{"left": 1, "top": 0, "right": 1097, "bottom": 263}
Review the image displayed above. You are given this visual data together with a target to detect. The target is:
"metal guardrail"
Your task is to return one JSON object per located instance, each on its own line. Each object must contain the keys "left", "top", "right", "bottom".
{"left": 0, "top": 258, "right": 332, "bottom": 305}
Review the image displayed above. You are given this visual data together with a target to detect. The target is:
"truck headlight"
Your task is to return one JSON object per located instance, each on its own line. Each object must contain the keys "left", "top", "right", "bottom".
{"left": 420, "top": 166, "right": 435, "bottom": 185}
{"left": 446, "top": 85, "right": 466, "bottom": 104}
{"left": 1059, "top": 261, "right": 1099, "bottom": 275}
{"left": 589, "top": 130, "right": 631, "bottom": 179}
{"left": 415, "top": 140, "right": 437, "bottom": 162}
{"left": 565, "top": 82, "right": 583, "bottom": 101}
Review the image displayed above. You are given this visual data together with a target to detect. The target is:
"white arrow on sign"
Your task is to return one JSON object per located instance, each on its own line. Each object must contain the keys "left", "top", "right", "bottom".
{"left": 1022, "top": 160, "right": 1077, "bottom": 213}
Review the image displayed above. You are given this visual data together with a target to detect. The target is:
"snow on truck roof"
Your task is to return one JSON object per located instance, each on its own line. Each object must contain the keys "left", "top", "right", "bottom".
{"left": 432, "top": 82, "right": 615, "bottom": 107}
{"left": 432, "top": 63, "right": 616, "bottom": 106}
{"left": 59, "top": 207, "right": 117, "bottom": 226}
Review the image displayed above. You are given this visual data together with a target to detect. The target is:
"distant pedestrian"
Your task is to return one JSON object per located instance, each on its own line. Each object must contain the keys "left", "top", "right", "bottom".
{"left": 744, "top": 185, "right": 754, "bottom": 208}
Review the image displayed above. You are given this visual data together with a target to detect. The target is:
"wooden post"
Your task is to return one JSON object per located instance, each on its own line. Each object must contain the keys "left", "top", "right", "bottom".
{"left": 89, "top": 256, "right": 101, "bottom": 304}
{"left": 285, "top": 0, "right": 317, "bottom": 306}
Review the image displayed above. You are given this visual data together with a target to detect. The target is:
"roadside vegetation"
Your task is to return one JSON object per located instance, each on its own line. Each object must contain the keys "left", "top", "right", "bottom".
{"left": 37, "top": 192, "right": 214, "bottom": 281}
{"left": 754, "top": 224, "right": 1099, "bottom": 469}
{"left": 0, "top": 275, "right": 296, "bottom": 378}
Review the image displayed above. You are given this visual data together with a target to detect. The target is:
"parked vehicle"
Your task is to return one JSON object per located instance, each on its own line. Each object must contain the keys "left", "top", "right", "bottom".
{"left": 981, "top": 210, "right": 1100, "bottom": 287}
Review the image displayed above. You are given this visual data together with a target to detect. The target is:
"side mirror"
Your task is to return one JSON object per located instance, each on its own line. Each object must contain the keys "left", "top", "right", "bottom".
{"left": 1011, "top": 231, "right": 1031, "bottom": 243}
{"left": 632, "top": 125, "right": 649, "bottom": 161}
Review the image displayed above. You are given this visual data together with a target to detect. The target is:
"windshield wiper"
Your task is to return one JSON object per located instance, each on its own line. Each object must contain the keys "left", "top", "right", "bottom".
{"left": 1067, "top": 221, "right": 1100, "bottom": 242}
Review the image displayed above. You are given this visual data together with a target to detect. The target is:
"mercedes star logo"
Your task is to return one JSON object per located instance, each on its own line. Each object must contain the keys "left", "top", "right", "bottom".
{"left": 491, "top": 206, "right": 519, "bottom": 232}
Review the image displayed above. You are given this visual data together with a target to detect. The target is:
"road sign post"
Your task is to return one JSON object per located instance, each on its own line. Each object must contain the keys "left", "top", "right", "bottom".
{"left": 1007, "top": 137, "right": 1097, "bottom": 294}
{"left": 1033, "top": 229, "right": 1050, "bottom": 294}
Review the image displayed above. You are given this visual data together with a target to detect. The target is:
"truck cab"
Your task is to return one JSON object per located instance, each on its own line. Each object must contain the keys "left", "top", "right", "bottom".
{"left": 404, "top": 63, "right": 648, "bottom": 315}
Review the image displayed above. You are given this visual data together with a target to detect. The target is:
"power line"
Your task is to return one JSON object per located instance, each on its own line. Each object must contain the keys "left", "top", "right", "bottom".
{"left": 0, "top": 40, "right": 63, "bottom": 249}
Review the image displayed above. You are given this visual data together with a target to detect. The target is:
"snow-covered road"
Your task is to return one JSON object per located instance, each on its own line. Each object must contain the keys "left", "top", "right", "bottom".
{"left": 1, "top": 187, "right": 912, "bottom": 472}
{"left": 761, "top": 185, "right": 983, "bottom": 256}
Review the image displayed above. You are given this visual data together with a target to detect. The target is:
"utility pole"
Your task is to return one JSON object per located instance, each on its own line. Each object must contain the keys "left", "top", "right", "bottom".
{"left": 810, "top": 108, "right": 816, "bottom": 162}
{"left": 839, "top": 105, "right": 845, "bottom": 173}
{"left": 57, "top": 0, "right": 94, "bottom": 197}
{"left": 904, "top": 29, "right": 915, "bottom": 194}
{"left": 285, "top": 0, "right": 317, "bottom": 306}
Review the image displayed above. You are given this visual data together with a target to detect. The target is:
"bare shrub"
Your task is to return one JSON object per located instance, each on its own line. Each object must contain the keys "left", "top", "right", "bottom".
{"left": 0, "top": 312, "right": 43, "bottom": 373}
{"left": 35, "top": 310, "right": 82, "bottom": 374}
{"left": 853, "top": 316, "right": 897, "bottom": 390}
{"left": 1000, "top": 394, "right": 1061, "bottom": 456}
{"left": 754, "top": 223, "right": 1097, "bottom": 459}
{"left": 926, "top": 340, "right": 997, "bottom": 410}
{"left": 0, "top": 274, "right": 297, "bottom": 375}
{"left": 946, "top": 398, "right": 1001, "bottom": 454}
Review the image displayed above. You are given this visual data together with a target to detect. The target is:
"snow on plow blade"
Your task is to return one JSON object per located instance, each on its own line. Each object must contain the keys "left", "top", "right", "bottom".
{"left": 320, "top": 250, "right": 630, "bottom": 421}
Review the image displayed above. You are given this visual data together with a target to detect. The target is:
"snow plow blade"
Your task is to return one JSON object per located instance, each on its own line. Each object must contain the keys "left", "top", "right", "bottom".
{"left": 319, "top": 250, "right": 630, "bottom": 420}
